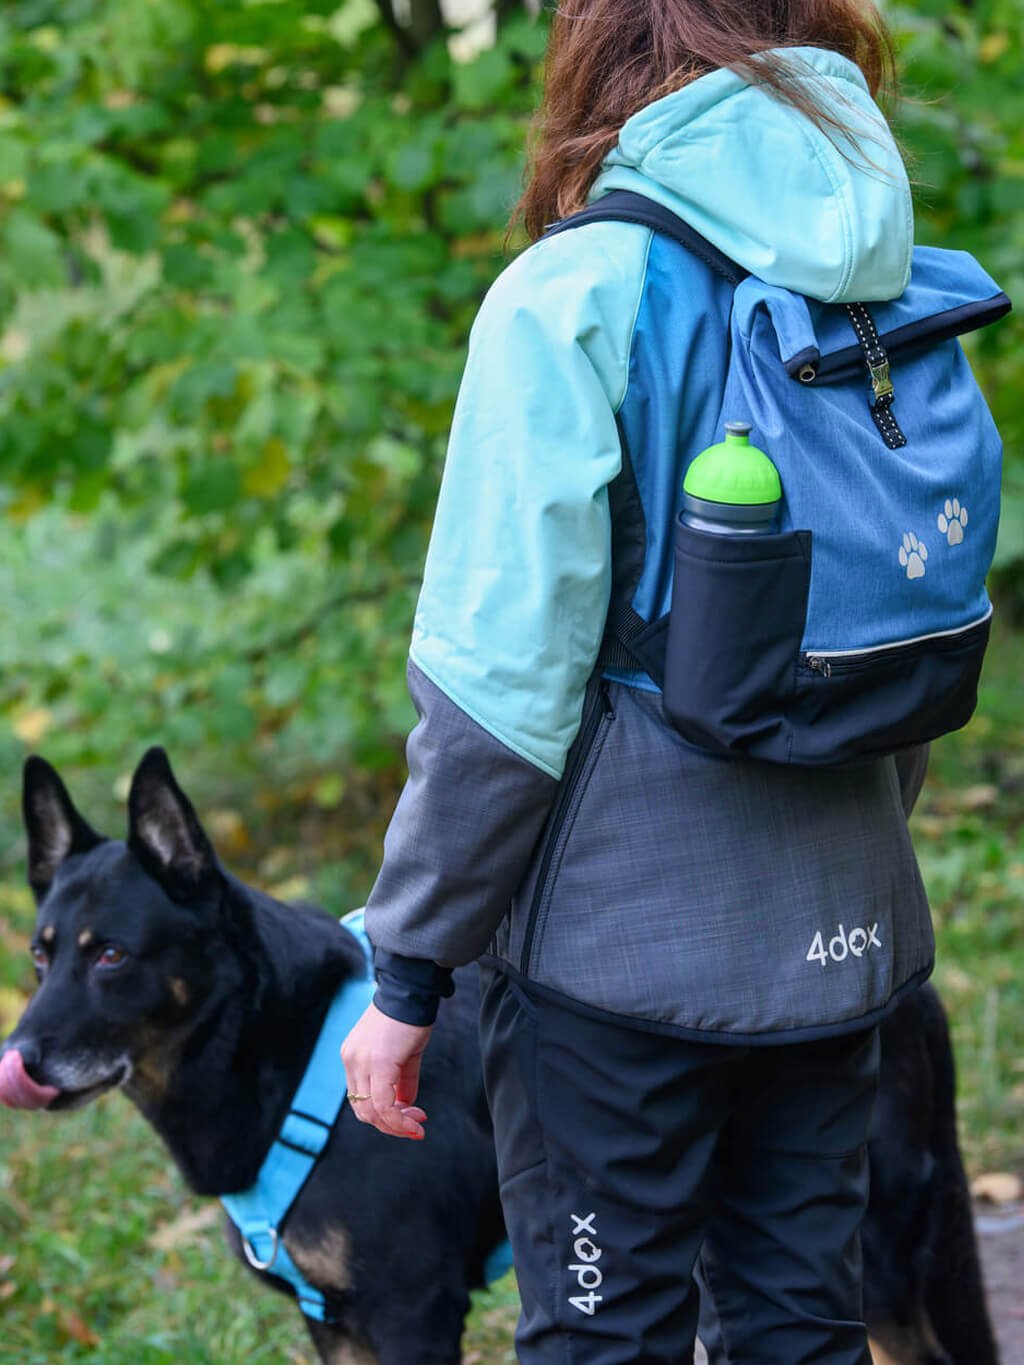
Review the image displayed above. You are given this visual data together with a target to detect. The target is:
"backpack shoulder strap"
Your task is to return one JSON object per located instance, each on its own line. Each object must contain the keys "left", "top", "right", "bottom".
{"left": 543, "top": 189, "right": 749, "bottom": 287}
{"left": 544, "top": 191, "right": 746, "bottom": 685}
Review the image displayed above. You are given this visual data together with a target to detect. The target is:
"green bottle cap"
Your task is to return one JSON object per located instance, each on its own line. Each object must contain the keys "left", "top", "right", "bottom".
{"left": 683, "top": 422, "right": 781, "bottom": 507}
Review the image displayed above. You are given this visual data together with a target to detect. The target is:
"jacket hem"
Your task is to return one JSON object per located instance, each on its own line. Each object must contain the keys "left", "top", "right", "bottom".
{"left": 479, "top": 954, "right": 935, "bottom": 1046}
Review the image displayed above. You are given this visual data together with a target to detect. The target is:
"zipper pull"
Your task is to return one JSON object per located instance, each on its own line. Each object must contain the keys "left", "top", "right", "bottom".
{"left": 806, "top": 656, "right": 832, "bottom": 678}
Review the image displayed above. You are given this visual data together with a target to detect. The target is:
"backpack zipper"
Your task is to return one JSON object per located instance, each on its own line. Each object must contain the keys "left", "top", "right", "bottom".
{"left": 801, "top": 609, "right": 992, "bottom": 679}
{"left": 519, "top": 682, "right": 614, "bottom": 977}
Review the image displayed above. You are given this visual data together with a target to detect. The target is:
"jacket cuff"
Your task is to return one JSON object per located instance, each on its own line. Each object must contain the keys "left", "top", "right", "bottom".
{"left": 372, "top": 947, "right": 455, "bottom": 1028}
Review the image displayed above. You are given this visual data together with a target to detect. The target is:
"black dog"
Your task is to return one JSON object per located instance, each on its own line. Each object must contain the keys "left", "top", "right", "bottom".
{"left": 863, "top": 983, "right": 1000, "bottom": 1365}
{"left": 1, "top": 749, "right": 506, "bottom": 1364}
{"left": 1, "top": 750, "right": 1001, "bottom": 1364}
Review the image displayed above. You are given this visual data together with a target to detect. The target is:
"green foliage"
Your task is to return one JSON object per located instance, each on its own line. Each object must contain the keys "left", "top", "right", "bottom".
{"left": 0, "top": 0, "right": 545, "bottom": 824}
{"left": 891, "top": 0, "right": 1024, "bottom": 574}
{"left": 0, "top": 0, "right": 1021, "bottom": 808}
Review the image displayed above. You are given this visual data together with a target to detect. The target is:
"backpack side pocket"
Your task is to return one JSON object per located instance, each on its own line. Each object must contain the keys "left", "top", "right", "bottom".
{"left": 663, "top": 520, "right": 812, "bottom": 762}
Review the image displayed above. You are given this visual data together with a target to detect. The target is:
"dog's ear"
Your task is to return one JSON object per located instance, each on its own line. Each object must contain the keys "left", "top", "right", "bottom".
{"left": 22, "top": 757, "right": 106, "bottom": 902}
{"left": 127, "top": 748, "right": 218, "bottom": 899}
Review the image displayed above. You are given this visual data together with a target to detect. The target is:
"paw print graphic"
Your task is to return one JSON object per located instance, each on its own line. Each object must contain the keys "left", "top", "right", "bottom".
{"left": 898, "top": 532, "right": 928, "bottom": 580}
{"left": 937, "top": 498, "right": 968, "bottom": 546}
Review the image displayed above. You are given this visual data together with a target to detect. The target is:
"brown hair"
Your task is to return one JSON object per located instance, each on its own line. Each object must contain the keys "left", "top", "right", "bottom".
{"left": 513, "top": 0, "right": 897, "bottom": 241}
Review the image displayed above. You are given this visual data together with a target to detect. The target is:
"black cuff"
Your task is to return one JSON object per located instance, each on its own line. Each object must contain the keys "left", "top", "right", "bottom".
{"left": 372, "top": 948, "right": 455, "bottom": 1028}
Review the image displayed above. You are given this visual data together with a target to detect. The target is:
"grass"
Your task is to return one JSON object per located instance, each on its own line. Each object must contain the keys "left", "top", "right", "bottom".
{"left": 1, "top": 621, "right": 1022, "bottom": 1361}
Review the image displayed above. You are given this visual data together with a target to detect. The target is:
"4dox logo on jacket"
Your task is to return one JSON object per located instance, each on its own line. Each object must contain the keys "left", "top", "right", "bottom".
{"left": 806, "top": 922, "right": 882, "bottom": 967}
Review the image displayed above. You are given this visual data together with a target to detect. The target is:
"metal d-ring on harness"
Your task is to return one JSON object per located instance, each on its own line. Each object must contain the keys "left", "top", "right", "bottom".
{"left": 242, "top": 1225, "right": 279, "bottom": 1271}
{"left": 844, "top": 301, "right": 908, "bottom": 449}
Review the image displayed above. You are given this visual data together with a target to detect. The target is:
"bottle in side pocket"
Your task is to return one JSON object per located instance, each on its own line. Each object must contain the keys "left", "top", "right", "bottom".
{"left": 681, "top": 421, "right": 781, "bottom": 535}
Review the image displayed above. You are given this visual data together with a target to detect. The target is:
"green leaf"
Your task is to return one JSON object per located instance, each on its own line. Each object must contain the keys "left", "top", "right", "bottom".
{"left": 2, "top": 209, "right": 65, "bottom": 288}
{"left": 182, "top": 459, "right": 242, "bottom": 514}
{"left": 0, "top": 134, "right": 28, "bottom": 186}
{"left": 451, "top": 45, "right": 515, "bottom": 111}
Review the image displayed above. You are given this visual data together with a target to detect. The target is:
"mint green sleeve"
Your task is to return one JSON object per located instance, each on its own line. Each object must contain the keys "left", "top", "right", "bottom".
{"left": 410, "top": 223, "right": 652, "bottom": 779}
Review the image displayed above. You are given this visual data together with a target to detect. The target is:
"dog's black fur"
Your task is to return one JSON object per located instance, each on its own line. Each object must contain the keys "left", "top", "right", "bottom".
{"left": 864, "top": 983, "right": 1000, "bottom": 1365}
{"left": 2, "top": 750, "right": 1001, "bottom": 1364}
{"left": 5, "top": 749, "right": 505, "bottom": 1364}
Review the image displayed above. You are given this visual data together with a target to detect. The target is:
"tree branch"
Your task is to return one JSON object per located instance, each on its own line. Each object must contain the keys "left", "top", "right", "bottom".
{"left": 408, "top": 0, "right": 445, "bottom": 49}
{"left": 375, "top": 0, "right": 417, "bottom": 56}
{"left": 374, "top": 0, "right": 445, "bottom": 56}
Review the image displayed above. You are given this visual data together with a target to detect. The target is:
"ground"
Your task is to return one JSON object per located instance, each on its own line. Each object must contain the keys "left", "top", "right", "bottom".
{"left": 977, "top": 1199, "right": 1024, "bottom": 1363}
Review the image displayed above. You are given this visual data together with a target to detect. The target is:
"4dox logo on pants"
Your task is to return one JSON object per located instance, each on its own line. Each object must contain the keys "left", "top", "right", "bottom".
{"left": 806, "top": 922, "right": 881, "bottom": 967}
{"left": 567, "top": 1212, "right": 603, "bottom": 1315}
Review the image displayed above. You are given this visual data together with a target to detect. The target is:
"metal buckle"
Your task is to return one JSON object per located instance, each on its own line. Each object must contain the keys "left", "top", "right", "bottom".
{"left": 869, "top": 359, "right": 894, "bottom": 402}
{"left": 242, "top": 1227, "right": 279, "bottom": 1271}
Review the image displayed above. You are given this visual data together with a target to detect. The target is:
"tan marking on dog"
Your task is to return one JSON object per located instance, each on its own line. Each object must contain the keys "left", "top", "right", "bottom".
{"left": 168, "top": 977, "right": 189, "bottom": 1007}
{"left": 131, "top": 1052, "right": 171, "bottom": 1100}
{"left": 869, "top": 1340, "right": 901, "bottom": 1365}
{"left": 77, "top": 928, "right": 95, "bottom": 949}
{"left": 285, "top": 1224, "right": 354, "bottom": 1293}
{"left": 869, "top": 1305, "right": 946, "bottom": 1365}
{"left": 285, "top": 1227, "right": 377, "bottom": 1363}
{"left": 325, "top": 1345, "right": 377, "bottom": 1365}
{"left": 41, "top": 925, "right": 55, "bottom": 944}
{"left": 124, "top": 1029, "right": 186, "bottom": 1105}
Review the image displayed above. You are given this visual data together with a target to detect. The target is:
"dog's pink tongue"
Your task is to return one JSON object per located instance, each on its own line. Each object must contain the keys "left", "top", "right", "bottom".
{"left": 0, "top": 1048, "right": 60, "bottom": 1109}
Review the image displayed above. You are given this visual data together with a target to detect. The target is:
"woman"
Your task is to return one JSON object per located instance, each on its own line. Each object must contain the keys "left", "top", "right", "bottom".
{"left": 343, "top": 4, "right": 933, "bottom": 1361}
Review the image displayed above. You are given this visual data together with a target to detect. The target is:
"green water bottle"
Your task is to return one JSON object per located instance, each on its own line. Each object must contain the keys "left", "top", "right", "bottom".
{"left": 682, "top": 421, "right": 782, "bottom": 535}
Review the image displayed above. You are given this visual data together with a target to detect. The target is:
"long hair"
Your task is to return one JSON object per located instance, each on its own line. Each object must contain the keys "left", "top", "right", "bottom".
{"left": 513, "top": 0, "right": 897, "bottom": 240}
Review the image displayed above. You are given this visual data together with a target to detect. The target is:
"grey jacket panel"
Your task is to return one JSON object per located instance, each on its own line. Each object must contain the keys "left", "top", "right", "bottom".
{"left": 493, "top": 682, "right": 934, "bottom": 1038}
{"left": 365, "top": 661, "right": 558, "bottom": 968}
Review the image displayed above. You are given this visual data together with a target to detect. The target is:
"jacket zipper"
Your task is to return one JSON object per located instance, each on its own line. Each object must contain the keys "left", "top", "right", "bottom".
{"left": 519, "top": 682, "right": 614, "bottom": 976}
{"left": 802, "top": 610, "right": 991, "bottom": 679}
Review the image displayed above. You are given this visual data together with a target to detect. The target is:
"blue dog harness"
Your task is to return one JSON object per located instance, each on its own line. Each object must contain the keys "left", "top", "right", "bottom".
{"left": 220, "top": 908, "right": 513, "bottom": 1321}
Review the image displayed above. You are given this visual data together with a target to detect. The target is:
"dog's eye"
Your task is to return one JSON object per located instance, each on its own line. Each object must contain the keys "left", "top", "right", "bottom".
{"left": 96, "top": 947, "right": 127, "bottom": 970}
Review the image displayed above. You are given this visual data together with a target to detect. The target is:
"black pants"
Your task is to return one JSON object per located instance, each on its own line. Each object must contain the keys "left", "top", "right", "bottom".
{"left": 480, "top": 966, "right": 880, "bottom": 1365}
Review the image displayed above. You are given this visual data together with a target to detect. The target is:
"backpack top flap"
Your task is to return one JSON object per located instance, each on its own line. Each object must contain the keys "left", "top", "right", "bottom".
{"left": 744, "top": 246, "right": 1011, "bottom": 386}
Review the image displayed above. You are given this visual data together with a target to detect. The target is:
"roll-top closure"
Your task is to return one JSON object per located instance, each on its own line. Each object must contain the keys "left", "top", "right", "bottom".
{"left": 733, "top": 245, "right": 1011, "bottom": 386}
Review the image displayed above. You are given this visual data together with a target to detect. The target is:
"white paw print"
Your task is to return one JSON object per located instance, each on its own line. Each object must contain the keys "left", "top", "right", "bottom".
{"left": 898, "top": 532, "right": 928, "bottom": 580}
{"left": 937, "top": 498, "right": 968, "bottom": 546}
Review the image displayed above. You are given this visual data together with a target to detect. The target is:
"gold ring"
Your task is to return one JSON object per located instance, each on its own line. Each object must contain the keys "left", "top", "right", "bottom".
{"left": 349, "top": 1093, "right": 371, "bottom": 1103}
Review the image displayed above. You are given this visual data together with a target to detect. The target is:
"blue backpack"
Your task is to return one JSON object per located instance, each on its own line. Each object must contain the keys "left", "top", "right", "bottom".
{"left": 551, "top": 192, "right": 1011, "bottom": 766}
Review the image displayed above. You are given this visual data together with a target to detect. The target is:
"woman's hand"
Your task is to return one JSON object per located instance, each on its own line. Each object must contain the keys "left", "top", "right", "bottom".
{"left": 341, "top": 1002, "right": 432, "bottom": 1139}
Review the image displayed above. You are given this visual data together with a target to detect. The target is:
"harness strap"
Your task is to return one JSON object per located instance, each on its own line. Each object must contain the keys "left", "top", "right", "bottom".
{"left": 220, "top": 908, "right": 376, "bottom": 1322}
{"left": 220, "top": 910, "right": 517, "bottom": 1318}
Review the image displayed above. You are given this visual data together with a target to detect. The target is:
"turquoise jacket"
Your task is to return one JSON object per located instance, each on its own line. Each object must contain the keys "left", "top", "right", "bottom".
{"left": 366, "top": 49, "right": 933, "bottom": 1039}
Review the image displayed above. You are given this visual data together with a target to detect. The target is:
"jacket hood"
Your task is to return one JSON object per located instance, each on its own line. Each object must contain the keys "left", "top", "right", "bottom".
{"left": 589, "top": 47, "right": 913, "bottom": 304}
